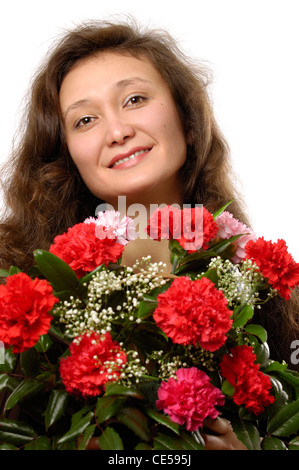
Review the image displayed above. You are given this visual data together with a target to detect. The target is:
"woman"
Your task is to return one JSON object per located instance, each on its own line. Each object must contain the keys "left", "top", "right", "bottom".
{"left": 0, "top": 19, "right": 298, "bottom": 448}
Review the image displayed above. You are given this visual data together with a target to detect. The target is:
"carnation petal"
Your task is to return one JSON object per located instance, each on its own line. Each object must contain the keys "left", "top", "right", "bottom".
{"left": 153, "top": 276, "right": 232, "bottom": 351}
{"left": 156, "top": 367, "right": 224, "bottom": 431}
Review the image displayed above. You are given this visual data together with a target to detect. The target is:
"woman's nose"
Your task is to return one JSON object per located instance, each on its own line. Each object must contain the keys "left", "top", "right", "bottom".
{"left": 105, "top": 115, "right": 135, "bottom": 146}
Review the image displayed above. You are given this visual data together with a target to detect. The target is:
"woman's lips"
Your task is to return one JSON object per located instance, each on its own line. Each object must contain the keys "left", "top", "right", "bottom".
{"left": 109, "top": 147, "right": 152, "bottom": 170}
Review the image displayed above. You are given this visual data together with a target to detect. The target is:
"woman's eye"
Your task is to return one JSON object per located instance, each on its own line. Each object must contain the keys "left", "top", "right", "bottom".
{"left": 125, "top": 95, "right": 147, "bottom": 107}
{"left": 74, "top": 116, "right": 96, "bottom": 129}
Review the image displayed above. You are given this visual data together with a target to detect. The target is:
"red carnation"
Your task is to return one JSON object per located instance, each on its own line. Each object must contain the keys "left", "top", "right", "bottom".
{"left": 156, "top": 367, "right": 225, "bottom": 431}
{"left": 0, "top": 273, "right": 58, "bottom": 353}
{"left": 220, "top": 345, "right": 275, "bottom": 415}
{"left": 59, "top": 331, "right": 127, "bottom": 398}
{"left": 146, "top": 205, "right": 218, "bottom": 252}
{"left": 245, "top": 237, "right": 299, "bottom": 299}
{"left": 178, "top": 206, "right": 218, "bottom": 252}
{"left": 50, "top": 222, "right": 124, "bottom": 278}
{"left": 153, "top": 276, "right": 232, "bottom": 351}
{"left": 146, "top": 205, "right": 181, "bottom": 240}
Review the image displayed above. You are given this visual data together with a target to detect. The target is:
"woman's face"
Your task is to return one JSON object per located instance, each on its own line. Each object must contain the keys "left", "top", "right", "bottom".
{"left": 60, "top": 51, "right": 187, "bottom": 206}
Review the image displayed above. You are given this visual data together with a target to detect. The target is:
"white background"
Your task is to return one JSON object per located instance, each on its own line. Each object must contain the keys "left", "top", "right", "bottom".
{"left": 0, "top": 0, "right": 298, "bottom": 259}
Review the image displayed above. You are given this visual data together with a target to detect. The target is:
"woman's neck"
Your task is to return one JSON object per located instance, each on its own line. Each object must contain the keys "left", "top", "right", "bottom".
{"left": 107, "top": 188, "right": 183, "bottom": 273}
{"left": 121, "top": 237, "right": 173, "bottom": 273}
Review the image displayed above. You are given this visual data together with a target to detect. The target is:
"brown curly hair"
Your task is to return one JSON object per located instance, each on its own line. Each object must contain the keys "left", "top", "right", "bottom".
{"left": 0, "top": 19, "right": 298, "bottom": 367}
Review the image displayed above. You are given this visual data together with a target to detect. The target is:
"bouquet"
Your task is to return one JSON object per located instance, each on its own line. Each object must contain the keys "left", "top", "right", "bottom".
{"left": 0, "top": 202, "right": 299, "bottom": 451}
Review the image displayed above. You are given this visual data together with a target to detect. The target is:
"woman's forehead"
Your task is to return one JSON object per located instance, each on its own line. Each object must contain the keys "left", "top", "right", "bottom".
{"left": 59, "top": 51, "right": 169, "bottom": 108}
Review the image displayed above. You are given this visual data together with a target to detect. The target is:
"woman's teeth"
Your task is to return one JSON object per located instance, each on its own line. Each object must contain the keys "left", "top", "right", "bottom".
{"left": 112, "top": 149, "right": 149, "bottom": 168}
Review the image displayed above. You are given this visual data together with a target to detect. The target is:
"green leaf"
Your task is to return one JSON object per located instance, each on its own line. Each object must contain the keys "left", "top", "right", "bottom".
{"left": 9, "top": 266, "right": 22, "bottom": 275}
{"left": 77, "top": 424, "right": 97, "bottom": 450}
{"left": 33, "top": 249, "right": 78, "bottom": 293}
{"left": 52, "top": 290, "right": 77, "bottom": 301}
{"left": 0, "top": 419, "right": 36, "bottom": 446}
{"left": 104, "top": 382, "right": 144, "bottom": 399}
{"left": 137, "top": 298, "right": 158, "bottom": 319}
{"left": 265, "top": 361, "right": 288, "bottom": 373}
{"left": 45, "top": 389, "right": 69, "bottom": 430}
{"left": 0, "top": 443, "right": 18, "bottom": 450}
{"left": 168, "top": 239, "right": 186, "bottom": 257}
{"left": 24, "top": 436, "right": 52, "bottom": 450}
{"left": 200, "top": 268, "right": 218, "bottom": 286}
{"left": 0, "top": 375, "right": 19, "bottom": 394}
{"left": 211, "top": 233, "right": 248, "bottom": 255}
{"left": 117, "top": 406, "right": 151, "bottom": 442}
{"left": 253, "top": 342, "right": 270, "bottom": 367}
{"left": 289, "top": 436, "right": 299, "bottom": 450}
{"left": 0, "top": 348, "right": 16, "bottom": 373}
{"left": 135, "top": 442, "right": 153, "bottom": 450}
{"left": 213, "top": 200, "right": 233, "bottom": 219}
{"left": 146, "top": 408, "right": 180, "bottom": 435}
{"left": 20, "top": 348, "right": 40, "bottom": 376}
{"left": 78, "top": 264, "right": 106, "bottom": 287}
{"left": 153, "top": 431, "right": 205, "bottom": 450}
{"left": 48, "top": 324, "right": 70, "bottom": 346}
{"left": 34, "top": 334, "right": 54, "bottom": 353}
{"left": 233, "top": 304, "right": 254, "bottom": 328}
{"left": 271, "top": 369, "right": 299, "bottom": 390}
{"left": 231, "top": 419, "right": 261, "bottom": 450}
{"left": 98, "top": 426, "right": 124, "bottom": 450}
{"left": 95, "top": 395, "right": 127, "bottom": 425}
{"left": 4, "top": 375, "right": 49, "bottom": 410}
{"left": 0, "top": 268, "right": 10, "bottom": 277}
{"left": 153, "top": 432, "right": 186, "bottom": 450}
{"left": 270, "top": 377, "right": 289, "bottom": 404}
{"left": 244, "top": 324, "right": 267, "bottom": 343}
{"left": 0, "top": 374, "right": 10, "bottom": 391}
{"left": 267, "top": 399, "right": 299, "bottom": 437}
{"left": 221, "top": 379, "right": 235, "bottom": 397}
{"left": 56, "top": 406, "right": 94, "bottom": 446}
{"left": 180, "top": 431, "right": 206, "bottom": 450}
{"left": 261, "top": 436, "right": 288, "bottom": 450}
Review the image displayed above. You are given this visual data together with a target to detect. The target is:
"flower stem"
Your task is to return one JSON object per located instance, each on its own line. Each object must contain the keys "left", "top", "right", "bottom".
{"left": 141, "top": 374, "right": 160, "bottom": 382}
{"left": 171, "top": 256, "right": 179, "bottom": 275}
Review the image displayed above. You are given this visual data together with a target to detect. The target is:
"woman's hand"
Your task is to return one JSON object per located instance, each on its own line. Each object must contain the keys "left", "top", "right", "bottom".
{"left": 201, "top": 417, "right": 247, "bottom": 450}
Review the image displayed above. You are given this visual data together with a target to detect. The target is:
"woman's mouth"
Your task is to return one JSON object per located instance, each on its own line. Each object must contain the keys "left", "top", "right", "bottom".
{"left": 109, "top": 147, "right": 152, "bottom": 170}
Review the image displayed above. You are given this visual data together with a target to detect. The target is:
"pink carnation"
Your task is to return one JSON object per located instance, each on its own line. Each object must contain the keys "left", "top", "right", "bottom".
{"left": 156, "top": 367, "right": 225, "bottom": 431}
{"left": 216, "top": 211, "right": 256, "bottom": 263}
{"left": 85, "top": 210, "right": 138, "bottom": 246}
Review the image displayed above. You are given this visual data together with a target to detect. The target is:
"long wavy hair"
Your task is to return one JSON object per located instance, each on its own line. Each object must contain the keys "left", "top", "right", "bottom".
{"left": 0, "top": 19, "right": 298, "bottom": 366}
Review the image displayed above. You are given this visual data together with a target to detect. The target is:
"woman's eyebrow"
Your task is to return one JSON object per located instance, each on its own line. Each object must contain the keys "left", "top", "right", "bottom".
{"left": 63, "top": 99, "right": 91, "bottom": 119}
{"left": 115, "top": 76, "right": 152, "bottom": 89}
